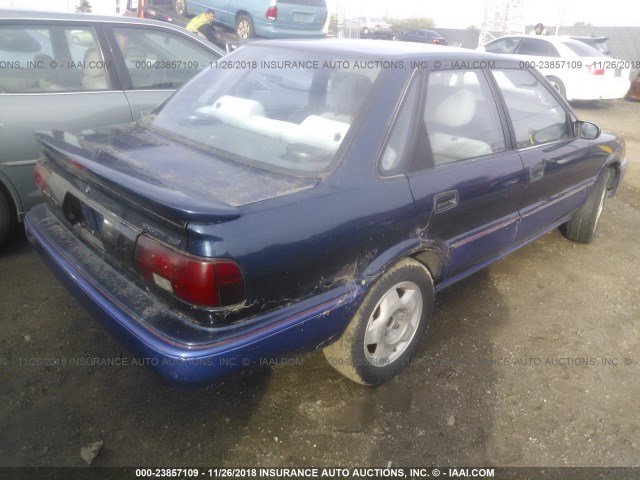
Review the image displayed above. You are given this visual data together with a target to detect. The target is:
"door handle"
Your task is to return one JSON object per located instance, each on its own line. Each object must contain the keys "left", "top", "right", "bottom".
{"left": 529, "top": 162, "right": 545, "bottom": 182}
{"left": 434, "top": 190, "right": 459, "bottom": 213}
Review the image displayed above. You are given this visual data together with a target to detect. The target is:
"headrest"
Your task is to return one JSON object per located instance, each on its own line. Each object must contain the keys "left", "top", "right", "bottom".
{"left": 427, "top": 88, "right": 476, "bottom": 128}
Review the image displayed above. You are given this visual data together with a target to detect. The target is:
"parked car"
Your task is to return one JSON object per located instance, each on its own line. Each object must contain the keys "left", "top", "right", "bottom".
{"left": 395, "top": 29, "right": 447, "bottom": 45}
{"left": 0, "top": 10, "right": 223, "bottom": 247}
{"left": 26, "top": 40, "right": 627, "bottom": 386}
{"left": 480, "top": 35, "right": 630, "bottom": 101}
{"left": 174, "top": 0, "right": 328, "bottom": 40}
{"left": 351, "top": 16, "right": 393, "bottom": 39}
{"left": 121, "top": 0, "right": 179, "bottom": 24}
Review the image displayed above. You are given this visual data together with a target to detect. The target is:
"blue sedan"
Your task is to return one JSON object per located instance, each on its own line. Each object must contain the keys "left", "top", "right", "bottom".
{"left": 25, "top": 40, "right": 627, "bottom": 385}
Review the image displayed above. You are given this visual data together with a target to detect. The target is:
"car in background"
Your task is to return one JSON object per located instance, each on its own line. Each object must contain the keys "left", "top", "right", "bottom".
{"left": 174, "top": 0, "right": 328, "bottom": 40}
{"left": 121, "top": 0, "right": 179, "bottom": 24}
{"left": 0, "top": 10, "right": 223, "bottom": 247}
{"left": 395, "top": 29, "right": 447, "bottom": 45}
{"left": 26, "top": 40, "right": 626, "bottom": 386}
{"left": 571, "top": 36, "right": 610, "bottom": 55}
{"left": 351, "top": 16, "right": 393, "bottom": 39}
{"left": 480, "top": 35, "right": 630, "bottom": 101}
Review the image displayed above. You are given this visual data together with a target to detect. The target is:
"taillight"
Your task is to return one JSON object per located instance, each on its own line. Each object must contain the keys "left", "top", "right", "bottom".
{"left": 266, "top": 5, "right": 277, "bottom": 20}
{"left": 134, "top": 234, "right": 245, "bottom": 308}
{"left": 34, "top": 162, "right": 51, "bottom": 193}
{"left": 587, "top": 64, "right": 605, "bottom": 75}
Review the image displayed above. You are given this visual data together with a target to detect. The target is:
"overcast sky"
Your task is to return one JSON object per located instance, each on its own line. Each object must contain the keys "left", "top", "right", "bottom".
{"left": 1, "top": 0, "right": 638, "bottom": 28}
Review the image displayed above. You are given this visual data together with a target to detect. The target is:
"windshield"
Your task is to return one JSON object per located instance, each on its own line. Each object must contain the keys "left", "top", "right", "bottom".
{"left": 143, "top": 46, "right": 382, "bottom": 176}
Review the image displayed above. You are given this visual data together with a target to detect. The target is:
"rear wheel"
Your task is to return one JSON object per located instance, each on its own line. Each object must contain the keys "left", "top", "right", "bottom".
{"left": 546, "top": 76, "right": 566, "bottom": 99}
{"left": 563, "top": 169, "right": 611, "bottom": 243}
{"left": 361, "top": 27, "right": 370, "bottom": 38}
{"left": 323, "top": 258, "right": 434, "bottom": 385}
{"left": 236, "top": 14, "right": 254, "bottom": 40}
{"left": 0, "top": 193, "right": 10, "bottom": 247}
{"left": 174, "top": 0, "right": 187, "bottom": 17}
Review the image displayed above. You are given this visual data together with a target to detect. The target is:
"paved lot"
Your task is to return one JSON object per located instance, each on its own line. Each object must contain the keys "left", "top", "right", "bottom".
{"left": 0, "top": 99, "right": 638, "bottom": 469}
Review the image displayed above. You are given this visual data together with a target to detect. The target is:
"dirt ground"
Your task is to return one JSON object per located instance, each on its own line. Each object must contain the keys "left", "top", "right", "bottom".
{"left": 0, "top": 99, "right": 638, "bottom": 471}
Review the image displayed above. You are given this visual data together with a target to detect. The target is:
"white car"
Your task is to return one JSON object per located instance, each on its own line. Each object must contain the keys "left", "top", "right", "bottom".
{"left": 351, "top": 16, "right": 393, "bottom": 38}
{"left": 479, "top": 35, "right": 630, "bottom": 101}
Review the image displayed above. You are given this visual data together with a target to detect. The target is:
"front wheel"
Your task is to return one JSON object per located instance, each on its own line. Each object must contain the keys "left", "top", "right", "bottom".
{"left": 323, "top": 258, "right": 434, "bottom": 385}
{"left": 236, "top": 14, "right": 254, "bottom": 40}
{"left": 174, "top": 0, "right": 187, "bottom": 17}
{"left": 562, "top": 169, "right": 611, "bottom": 243}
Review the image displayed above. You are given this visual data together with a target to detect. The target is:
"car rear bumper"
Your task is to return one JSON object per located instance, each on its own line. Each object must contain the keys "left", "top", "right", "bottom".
{"left": 567, "top": 75, "right": 630, "bottom": 100}
{"left": 254, "top": 23, "right": 326, "bottom": 39}
{"left": 25, "top": 204, "right": 363, "bottom": 384}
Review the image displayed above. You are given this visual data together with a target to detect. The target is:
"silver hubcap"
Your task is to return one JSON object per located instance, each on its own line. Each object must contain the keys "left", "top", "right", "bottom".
{"left": 364, "top": 281, "right": 423, "bottom": 366}
{"left": 237, "top": 20, "right": 250, "bottom": 39}
{"left": 595, "top": 184, "right": 607, "bottom": 228}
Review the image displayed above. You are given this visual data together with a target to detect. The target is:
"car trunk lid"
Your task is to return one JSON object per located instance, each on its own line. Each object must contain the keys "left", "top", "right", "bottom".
{"left": 35, "top": 125, "right": 316, "bottom": 256}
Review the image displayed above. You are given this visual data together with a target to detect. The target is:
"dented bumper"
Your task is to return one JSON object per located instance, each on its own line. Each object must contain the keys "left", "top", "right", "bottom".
{"left": 25, "top": 204, "right": 363, "bottom": 384}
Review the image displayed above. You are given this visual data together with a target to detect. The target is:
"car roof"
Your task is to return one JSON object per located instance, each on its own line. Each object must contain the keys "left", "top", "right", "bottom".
{"left": 491, "top": 34, "right": 586, "bottom": 47}
{"left": 248, "top": 38, "right": 508, "bottom": 62}
{"left": 0, "top": 8, "right": 224, "bottom": 54}
{"left": 0, "top": 8, "right": 180, "bottom": 28}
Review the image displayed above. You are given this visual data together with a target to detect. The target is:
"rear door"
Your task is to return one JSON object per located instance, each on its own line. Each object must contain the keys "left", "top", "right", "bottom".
{"left": 0, "top": 22, "right": 131, "bottom": 215}
{"left": 105, "top": 23, "right": 222, "bottom": 120}
{"left": 385, "top": 69, "right": 525, "bottom": 279}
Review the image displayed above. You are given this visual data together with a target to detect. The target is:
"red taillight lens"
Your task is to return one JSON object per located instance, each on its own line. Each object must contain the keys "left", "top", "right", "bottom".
{"left": 34, "top": 162, "right": 51, "bottom": 193}
{"left": 266, "top": 5, "right": 277, "bottom": 20}
{"left": 587, "top": 64, "right": 605, "bottom": 75}
{"left": 134, "top": 234, "right": 245, "bottom": 308}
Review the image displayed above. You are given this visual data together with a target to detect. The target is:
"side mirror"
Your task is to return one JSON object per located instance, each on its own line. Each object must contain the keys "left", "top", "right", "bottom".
{"left": 575, "top": 121, "right": 600, "bottom": 140}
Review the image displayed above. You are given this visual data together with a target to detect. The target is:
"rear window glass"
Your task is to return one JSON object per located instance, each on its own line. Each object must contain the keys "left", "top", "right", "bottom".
{"left": 143, "top": 46, "right": 382, "bottom": 177}
{"left": 278, "top": 0, "right": 326, "bottom": 5}
{"left": 561, "top": 40, "right": 605, "bottom": 57}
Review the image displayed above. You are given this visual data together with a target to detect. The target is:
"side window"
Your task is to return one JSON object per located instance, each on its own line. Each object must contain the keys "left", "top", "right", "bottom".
{"left": 0, "top": 26, "right": 109, "bottom": 93}
{"left": 493, "top": 69, "right": 571, "bottom": 148}
{"left": 516, "top": 38, "right": 559, "bottom": 57}
{"left": 410, "top": 70, "right": 506, "bottom": 170}
{"left": 113, "top": 27, "right": 217, "bottom": 89}
{"left": 379, "top": 76, "right": 420, "bottom": 175}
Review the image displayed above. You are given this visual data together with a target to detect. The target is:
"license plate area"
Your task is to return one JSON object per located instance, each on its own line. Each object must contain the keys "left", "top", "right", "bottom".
{"left": 61, "top": 192, "right": 138, "bottom": 263}
{"left": 293, "top": 12, "right": 313, "bottom": 23}
{"left": 62, "top": 192, "right": 107, "bottom": 251}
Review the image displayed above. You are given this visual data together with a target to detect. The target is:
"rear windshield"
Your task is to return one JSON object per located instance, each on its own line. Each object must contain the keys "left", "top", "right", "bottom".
{"left": 143, "top": 46, "right": 382, "bottom": 177}
{"left": 278, "top": 0, "right": 326, "bottom": 6}
{"left": 561, "top": 39, "right": 605, "bottom": 57}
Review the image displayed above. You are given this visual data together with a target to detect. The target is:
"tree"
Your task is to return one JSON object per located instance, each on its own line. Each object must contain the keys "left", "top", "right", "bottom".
{"left": 75, "top": 0, "right": 92, "bottom": 13}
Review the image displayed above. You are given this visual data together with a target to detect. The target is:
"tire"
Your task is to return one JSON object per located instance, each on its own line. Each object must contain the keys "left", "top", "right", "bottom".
{"left": 236, "top": 14, "right": 254, "bottom": 40}
{"left": 361, "top": 27, "right": 369, "bottom": 38}
{"left": 174, "top": 0, "right": 187, "bottom": 17}
{"left": 323, "top": 258, "right": 434, "bottom": 385}
{"left": 546, "top": 76, "right": 566, "bottom": 99}
{"left": 563, "top": 169, "right": 611, "bottom": 244}
{"left": 0, "top": 193, "right": 10, "bottom": 248}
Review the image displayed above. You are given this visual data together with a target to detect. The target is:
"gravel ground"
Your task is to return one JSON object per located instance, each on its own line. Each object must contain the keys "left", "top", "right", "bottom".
{"left": 0, "top": 99, "right": 638, "bottom": 471}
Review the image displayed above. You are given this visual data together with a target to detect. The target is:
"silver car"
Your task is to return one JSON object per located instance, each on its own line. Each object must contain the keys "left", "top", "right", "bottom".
{"left": 0, "top": 9, "right": 223, "bottom": 247}
{"left": 351, "top": 16, "right": 393, "bottom": 39}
